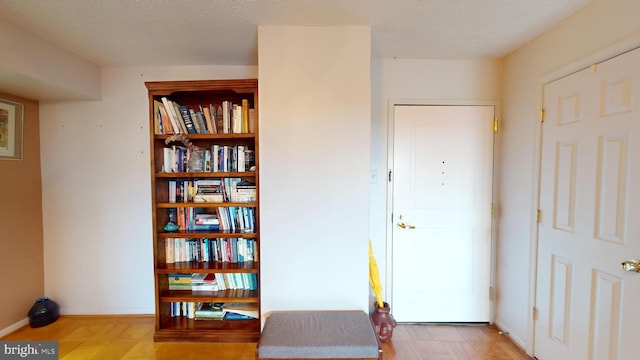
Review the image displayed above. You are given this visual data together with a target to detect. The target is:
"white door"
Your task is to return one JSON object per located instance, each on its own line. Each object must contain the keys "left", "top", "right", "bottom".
{"left": 534, "top": 48, "right": 640, "bottom": 359}
{"left": 391, "top": 105, "right": 494, "bottom": 322}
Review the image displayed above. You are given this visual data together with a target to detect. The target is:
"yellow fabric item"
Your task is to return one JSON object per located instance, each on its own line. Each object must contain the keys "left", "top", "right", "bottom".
{"left": 369, "top": 240, "right": 384, "bottom": 308}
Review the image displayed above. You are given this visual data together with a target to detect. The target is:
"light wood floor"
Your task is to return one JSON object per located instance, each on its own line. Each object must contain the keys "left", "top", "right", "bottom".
{"left": 1, "top": 316, "right": 533, "bottom": 359}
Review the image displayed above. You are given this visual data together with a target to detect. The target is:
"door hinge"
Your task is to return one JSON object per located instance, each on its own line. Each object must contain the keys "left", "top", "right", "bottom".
{"left": 536, "top": 209, "right": 542, "bottom": 223}
{"left": 493, "top": 118, "right": 498, "bottom": 133}
{"left": 533, "top": 307, "right": 539, "bottom": 321}
{"left": 540, "top": 108, "right": 545, "bottom": 123}
{"left": 489, "top": 287, "right": 495, "bottom": 301}
{"left": 388, "top": 170, "right": 392, "bottom": 182}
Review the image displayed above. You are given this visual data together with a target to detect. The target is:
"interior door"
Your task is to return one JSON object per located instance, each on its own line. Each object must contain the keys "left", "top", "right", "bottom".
{"left": 534, "top": 47, "right": 640, "bottom": 359}
{"left": 391, "top": 105, "right": 494, "bottom": 322}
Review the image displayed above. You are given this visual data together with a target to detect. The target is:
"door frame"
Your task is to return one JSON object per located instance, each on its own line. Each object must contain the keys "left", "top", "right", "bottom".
{"left": 385, "top": 99, "right": 501, "bottom": 323}
{"left": 529, "top": 35, "right": 640, "bottom": 357}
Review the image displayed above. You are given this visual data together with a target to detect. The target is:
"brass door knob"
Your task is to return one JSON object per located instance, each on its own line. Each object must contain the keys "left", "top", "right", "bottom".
{"left": 621, "top": 259, "right": 640, "bottom": 272}
{"left": 397, "top": 222, "right": 415, "bottom": 229}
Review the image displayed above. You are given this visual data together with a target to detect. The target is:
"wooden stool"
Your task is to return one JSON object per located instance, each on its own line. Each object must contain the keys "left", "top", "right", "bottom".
{"left": 256, "top": 311, "right": 382, "bottom": 360}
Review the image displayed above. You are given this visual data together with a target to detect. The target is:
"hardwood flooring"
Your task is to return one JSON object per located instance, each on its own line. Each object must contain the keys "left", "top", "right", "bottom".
{"left": 1, "top": 316, "right": 533, "bottom": 359}
{"left": 386, "top": 323, "right": 533, "bottom": 360}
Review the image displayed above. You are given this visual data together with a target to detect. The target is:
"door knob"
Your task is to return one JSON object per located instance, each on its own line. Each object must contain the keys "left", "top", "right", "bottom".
{"left": 397, "top": 222, "right": 415, "bottom": 229}
{"left": 620, "top": 259, "right": 640, "bottom": 272}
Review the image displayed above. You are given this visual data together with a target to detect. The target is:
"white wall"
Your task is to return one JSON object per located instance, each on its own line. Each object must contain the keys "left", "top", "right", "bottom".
{"left": 40, "top": 65, "right": 257, "bottom": 314}
{"left": 258, "top": 26, "right": 371, "bottom": 313}
{"left": 498, "top": 0, "right": 640, "bottom": 353}
{"left": 369, "top": 58, "right": 503, "bottom": 301}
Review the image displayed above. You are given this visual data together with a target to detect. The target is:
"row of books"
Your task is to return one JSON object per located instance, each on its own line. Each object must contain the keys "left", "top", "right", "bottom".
{"left": 162, "top": 144, "right": 255, "bottom": 173}
{"left": 154, "top": 97, "right": 255, "bottom": 135}
{"left": 165, "top": 237, "right": 257, "bottom": 264}
{"left": 170, "top": 302, "right": 258, "bottom": 320}
{"left": 191, "top": 273, "right": 256, "bottom": 292}
{"left": 169, "top": 178, "right": 256, "bottom": 204}
{"left": 168, "top": 206, "right": 256, "bottom": 232}
{"left": 168, "top": 272, "right": 258, "bottom": 291}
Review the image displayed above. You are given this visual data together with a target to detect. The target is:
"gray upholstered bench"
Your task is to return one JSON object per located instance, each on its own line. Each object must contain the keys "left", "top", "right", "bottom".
{"left": 256, "top": 310, "right": 382, "bottom": 360}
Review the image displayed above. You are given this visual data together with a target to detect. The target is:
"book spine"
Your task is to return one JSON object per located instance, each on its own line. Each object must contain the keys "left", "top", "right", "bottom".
{"left": 178, "top": 105, "right": 197, "bottom": 134}
{"left": 211, "top": 145, "right": 220, "bottom": 172}
{"left": 165, "top": 238, "right": 174, "bottom": 264}
{"left": 232, "top": 103, "right": 243, "bottom": 133}
{"left": 161, "top": 97, "right": 182, "bottom": 134}
{"left": 237, "top": 145, "right": 245, "bottom": 172}
{"left": 202, "top": 105, "right": 215, "bottom": 134}
{"left": 217, "top": 105, "right": 223, "bottom": 134}
{"left": 162, "top": 147, "right": 171, "bottom": 173}
{"left": 168, "top": 180, "right": 176, "bottom": 202}
{"left": 153, "top": 100, "right": 162, "bottom": 134}
{"left": 242, "top": 99, "right": 249, "bottom": 133}
{"left": 195, "top": 111, "right": 208, "bottom": 134}
{"left": 172, "top": 103, "right": 188, "bottom": 133}
{"left": 158, "top": 103, "right": 174, "bottom": 134}
{"left": 223, "top": 101, "right": 231, "bottom": 134}
{"left": 190, "top": 109, "right": 202, "bottom": 134}
{"left": 204, "top": 149, "right": 211, "bottom": 172}
{"left": 248, "top": 108, "right": 255, "bottom": 133}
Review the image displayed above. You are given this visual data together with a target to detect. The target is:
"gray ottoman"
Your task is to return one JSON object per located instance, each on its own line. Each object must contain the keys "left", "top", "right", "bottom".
{"left": 257, "top": 311, "right": 382, "bottom": 359}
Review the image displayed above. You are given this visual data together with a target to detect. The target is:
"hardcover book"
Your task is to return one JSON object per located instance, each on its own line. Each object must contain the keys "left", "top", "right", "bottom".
{"left": 178, "top": 105, "right": 198, "bottom": 134}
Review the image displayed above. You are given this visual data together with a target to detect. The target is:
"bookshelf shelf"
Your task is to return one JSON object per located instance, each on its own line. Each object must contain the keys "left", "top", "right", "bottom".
{"left": 157, "top": 231, "right": 258, "bottom": 239}
{"left": 158, "top": 317, "right": 260, "bottom": 343}
{"left": 159, "top": 289, "right": 259, "bottom": 302}
{"left": 157, "top": 261, "right": 259, "bottom": 273}
{"left": 146, "top": 79, "right": 260, "bottom": 343}
{"left": 156, "top": 202, "right": 257, "bottom": 208}
{"left": 155, "top": 133, "right": 256, "bottom": 140}
{"left": 155, "top": 171, "right": 256, "bottom": 179}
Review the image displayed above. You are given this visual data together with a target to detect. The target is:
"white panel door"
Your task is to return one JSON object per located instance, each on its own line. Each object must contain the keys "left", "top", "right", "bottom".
{"left": 391, "top": 105, "right": 494, "bottom": 322}
{"left": 535, "top": 48, "right": 640, "bottom": 360}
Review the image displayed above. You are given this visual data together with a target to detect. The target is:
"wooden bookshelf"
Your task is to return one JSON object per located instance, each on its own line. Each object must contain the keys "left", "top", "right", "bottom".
{"left": 145, "top": 79, "right": 260, "bottom": 342}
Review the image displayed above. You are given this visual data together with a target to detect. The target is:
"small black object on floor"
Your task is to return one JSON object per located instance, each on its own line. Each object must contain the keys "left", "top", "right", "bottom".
{"left": 28, "top": 297, "right": 60, "bottom": 328}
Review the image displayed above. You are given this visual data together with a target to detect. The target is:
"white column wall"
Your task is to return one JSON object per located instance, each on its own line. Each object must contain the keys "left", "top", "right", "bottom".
{"left": 258, "top": 26, "right": 371, "bottom": 314}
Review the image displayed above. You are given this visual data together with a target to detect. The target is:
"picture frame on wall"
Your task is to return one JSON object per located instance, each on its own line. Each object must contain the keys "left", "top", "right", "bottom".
{"left": 0, "top": 98, "right": 24, "bottom": 160}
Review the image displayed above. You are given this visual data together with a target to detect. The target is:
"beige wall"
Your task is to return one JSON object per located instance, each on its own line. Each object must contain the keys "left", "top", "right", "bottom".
{"left": 498, "top": 0, "right": 640, "bottom": 354}
{"left": 0, "top": 21, "right": 100, "bottom": 100}
{"left": 0, "top": 91, "right": 43, "bottom": 332}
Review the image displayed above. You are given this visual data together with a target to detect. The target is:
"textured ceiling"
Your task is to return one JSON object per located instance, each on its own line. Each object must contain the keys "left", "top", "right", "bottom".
{"left": 0, "top": 0, "right": 591, "bottom": 66}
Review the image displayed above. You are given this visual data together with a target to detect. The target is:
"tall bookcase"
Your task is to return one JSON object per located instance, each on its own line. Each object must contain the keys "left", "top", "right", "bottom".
{"left": 145, "top": 79, "right": 260, "bottom": 342}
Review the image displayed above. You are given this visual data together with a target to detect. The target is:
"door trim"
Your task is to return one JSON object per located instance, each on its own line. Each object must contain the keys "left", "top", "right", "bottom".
{"left": 385, "top": 99, "right": 501, "bottom": 323}
{"left": 530, "top": 32, "right": 640, "bottom": 357}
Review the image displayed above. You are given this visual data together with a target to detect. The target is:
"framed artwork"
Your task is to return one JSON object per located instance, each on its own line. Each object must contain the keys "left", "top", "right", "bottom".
{"left": 0, "top": 98, "right": 24, "bottom": 160}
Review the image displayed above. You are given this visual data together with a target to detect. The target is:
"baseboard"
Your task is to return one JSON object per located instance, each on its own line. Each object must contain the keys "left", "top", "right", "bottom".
{"left": 59, "top": 308, "right": 155, "bottom": 315}
{"left": 0, "top": 318, "right": 29, "bottom": 338}
{"left": 493, "top": 319, "right": 530, "bottom": 356}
